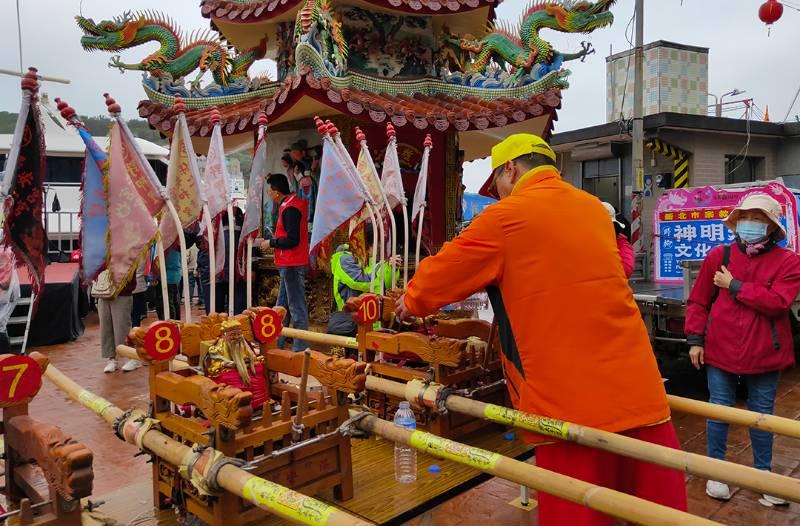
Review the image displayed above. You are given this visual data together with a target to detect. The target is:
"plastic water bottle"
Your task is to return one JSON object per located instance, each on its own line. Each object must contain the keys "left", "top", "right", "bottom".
{"left": 393, "top": 401, "right": 417, "bottom": 483}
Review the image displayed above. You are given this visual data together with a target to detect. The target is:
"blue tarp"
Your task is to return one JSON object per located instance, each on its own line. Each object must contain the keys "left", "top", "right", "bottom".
{"left": 462, "top": 193, "right": 496, "bottom": 222}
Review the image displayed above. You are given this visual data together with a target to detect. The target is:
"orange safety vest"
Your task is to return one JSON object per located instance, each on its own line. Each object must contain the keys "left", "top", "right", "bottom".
{"left": 405, "top": 166, "right": 670, "bottom": 443}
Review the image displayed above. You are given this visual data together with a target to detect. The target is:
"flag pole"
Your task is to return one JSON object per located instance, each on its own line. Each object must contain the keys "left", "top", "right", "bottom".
{"left": 164, "top": 201, "right": 192, "bottom": 322}
{"left": 0, "top": 68, "right": 35, "bottom": 199}
{"left": 105, "top": 93, "right": 172, "bottom": 319}
{"left": 155, "top": 238, "right": 171, "bottom": 319}
{"left": 380, "top": 126, "right": 400, "bottom": 289}
{"left": 324, "top": 120, "right": 381, "bottom": 293}
{"left": 227, "top": 203, "right": 235, "bottom": 316}
{"left": 355, "top": 128, "right": 386, "bottom": 294}
{"left": 414, "top": 204, "right": 426, "bottom": 269}
{"left": 413, "top": 136, "right": 433, "bottom": 269}
{"left": 204, "top": 205, "right": 216, "bottom": 312}
{"left": 247, "top": 116, "right": 268, "bottom": 309}
{"left": 383, "top": 126, "right": 410, "bottom": 286}
{"left": 208, "top": 111, "right": 236, "bottom": 317}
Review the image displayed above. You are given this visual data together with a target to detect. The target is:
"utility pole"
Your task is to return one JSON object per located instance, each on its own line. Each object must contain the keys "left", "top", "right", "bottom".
{"left": 631, "top": 0, "right": 644, "bottom": 253}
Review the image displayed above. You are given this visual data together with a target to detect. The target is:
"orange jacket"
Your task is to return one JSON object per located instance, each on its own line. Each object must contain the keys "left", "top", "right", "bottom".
{"left": 406, "top": 167, "right": 670, "bottom": 443}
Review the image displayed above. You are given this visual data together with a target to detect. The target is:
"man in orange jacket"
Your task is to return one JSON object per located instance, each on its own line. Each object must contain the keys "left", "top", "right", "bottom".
{"left": 396, "top": 134, "right": 687, "bottom": 525}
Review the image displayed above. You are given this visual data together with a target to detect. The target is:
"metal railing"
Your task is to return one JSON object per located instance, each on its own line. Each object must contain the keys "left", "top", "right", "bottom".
{"left": 43, "top": 210, "right": 80, "bottom": 258}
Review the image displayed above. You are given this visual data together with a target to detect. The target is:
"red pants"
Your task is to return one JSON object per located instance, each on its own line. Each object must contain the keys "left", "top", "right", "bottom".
{"left": 535, "top": 421, "right": 687, "bottom": 526}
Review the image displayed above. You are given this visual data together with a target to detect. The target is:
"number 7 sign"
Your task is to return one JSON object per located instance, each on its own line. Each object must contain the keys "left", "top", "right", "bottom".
{"left": 0, "top": 355, "right": 42, "bottom": 407}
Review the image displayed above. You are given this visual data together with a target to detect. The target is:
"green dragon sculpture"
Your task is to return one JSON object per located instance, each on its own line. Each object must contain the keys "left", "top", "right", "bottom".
{"left": 294, "top": 0, "right": 348, "bottom": 76}
{"left": 442, "top": 0, "right": 615, "bottom": 84}
{"left": 76, "top": 11, "right": 267, "bottom": 89}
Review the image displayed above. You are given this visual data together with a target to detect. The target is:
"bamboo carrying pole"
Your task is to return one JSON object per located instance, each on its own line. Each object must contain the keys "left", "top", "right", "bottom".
{"left": 354, "top": 411, "right": 717, "bottom": 526}
{"left": 667, "top": 394, "right": 800, "bottom": 440}
{"left": 268, "top": 328, "right": 800, "bottom": 440}
{"left": 367, "top": 376, "right": 800, "bottom": 503}
{"left": 43, "top": 364, "right": 372, "bottom": 526}
{"left": 119, "top": 320, "right": 800, "bottom": 442}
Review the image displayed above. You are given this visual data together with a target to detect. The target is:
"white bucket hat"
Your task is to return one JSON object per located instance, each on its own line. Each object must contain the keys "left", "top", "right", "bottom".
{"left": 723, "top": 193, "right": 785, "bottom": 242}
{"left": 601, "top": 201, "right": 624, "bottom": 229}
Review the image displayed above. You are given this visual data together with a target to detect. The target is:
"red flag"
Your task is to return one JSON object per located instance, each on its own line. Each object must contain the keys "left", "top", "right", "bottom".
{"left": 2, "top": 69, "right": 47, "bottom": 310}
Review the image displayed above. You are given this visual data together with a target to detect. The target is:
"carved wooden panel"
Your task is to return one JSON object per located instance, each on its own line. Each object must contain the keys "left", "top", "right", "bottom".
{"left": 154, "top": 372, "right": 253, "bottom": 430}
{"left": 5, "top": 416, "right": 93, "bottom": 501}
{"left": 365, "top": 332, "right": 464, "bottom": 367}
{"left": 199, "top": 313, "right": 228, "bottom": 341}
{"left": 265, "top": 350, "right": 366, "bottom": 394}
{"left": 181, "top": 323, "right": 202, "bottom": 358}
{"left": 435, "top": 319, "right": 490, "bottom": 340}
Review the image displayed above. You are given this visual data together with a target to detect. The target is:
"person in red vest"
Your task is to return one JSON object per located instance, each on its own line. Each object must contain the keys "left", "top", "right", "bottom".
{"left": 261, "top": 173, "right": 309, "bottom": 351}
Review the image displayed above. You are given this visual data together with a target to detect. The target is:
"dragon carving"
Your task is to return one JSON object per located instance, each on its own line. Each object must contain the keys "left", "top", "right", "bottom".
{"left": 440, "top": 0, "right": 615, "bottom": 85}
{"left": 294, "top": 0, "right": 348, "bottom": 76}
{"left": 76, "top": 11, "right": 268, "bottom": 90}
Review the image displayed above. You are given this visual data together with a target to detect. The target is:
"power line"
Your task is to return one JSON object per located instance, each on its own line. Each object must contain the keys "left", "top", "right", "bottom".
{"left": 617, "top": 7, "right": 636, "bottom": 136}
{"left": 783, "top": 81, "right": 800, "bottom": 122}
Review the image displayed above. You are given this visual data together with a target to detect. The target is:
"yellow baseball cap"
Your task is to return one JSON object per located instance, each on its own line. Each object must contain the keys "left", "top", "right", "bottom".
{"left": 491, "top": 134, "right": 556, "bottom": 171}
{"left": 479, "top": 134, "right": 556, "bottom": 198}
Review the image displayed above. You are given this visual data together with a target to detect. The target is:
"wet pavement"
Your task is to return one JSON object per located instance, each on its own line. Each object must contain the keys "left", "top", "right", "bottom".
{"left": 24, "top": 309, "right": 800, "bottom": 525}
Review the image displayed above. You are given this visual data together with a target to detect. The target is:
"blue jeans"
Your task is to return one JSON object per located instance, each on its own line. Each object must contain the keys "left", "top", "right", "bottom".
{"left": 706, "top": 365, "right": 780, "bottom": 471}
{"left": 276, "top": 265, "right": 309, "bottom": 352}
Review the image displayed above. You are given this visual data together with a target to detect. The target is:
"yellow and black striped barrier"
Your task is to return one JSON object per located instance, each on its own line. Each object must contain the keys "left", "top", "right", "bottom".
{"left": 646, "top": 138, "right": 690, "bottom": 188}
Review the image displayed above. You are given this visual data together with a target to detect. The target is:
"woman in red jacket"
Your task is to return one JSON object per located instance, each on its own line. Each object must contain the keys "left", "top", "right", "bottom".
{"left": 602, "top": 202, "right": 634, "bottom": 277}
{"left": 686, "top": 193, "right": 800, "bottom": 506}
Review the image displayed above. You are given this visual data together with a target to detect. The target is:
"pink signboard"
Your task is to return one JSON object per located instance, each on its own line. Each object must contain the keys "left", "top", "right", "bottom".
{"left": 653, "top": 182, "right": 799, "bottom": 282}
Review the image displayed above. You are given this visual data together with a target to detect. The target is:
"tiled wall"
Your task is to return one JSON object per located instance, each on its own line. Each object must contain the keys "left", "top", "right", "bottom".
{"left": 607, "top": 44, "right": 709, "bottom": 122}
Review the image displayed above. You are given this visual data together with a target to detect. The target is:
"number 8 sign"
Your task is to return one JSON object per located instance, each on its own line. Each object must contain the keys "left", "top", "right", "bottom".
{"left": 358, "top": 294, "right": 380, "bottom": 325}
{"left": 143, "top": 322, "right": 181, "bottom": 361}
{"left": 0, "top": 355, "right": 42, "bottom": 407}
{"left": 254, "top": 308, "right": 281, "bottom": 343}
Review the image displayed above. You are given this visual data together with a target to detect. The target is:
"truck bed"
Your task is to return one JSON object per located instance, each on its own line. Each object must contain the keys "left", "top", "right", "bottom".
{"left": 631, "top": 281, "right": 685, "bottom": 306}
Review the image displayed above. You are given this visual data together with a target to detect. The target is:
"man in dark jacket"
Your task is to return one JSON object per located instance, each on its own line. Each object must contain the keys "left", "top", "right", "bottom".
{"left": 260, "top": 173, "right": 309, "bottom": 351}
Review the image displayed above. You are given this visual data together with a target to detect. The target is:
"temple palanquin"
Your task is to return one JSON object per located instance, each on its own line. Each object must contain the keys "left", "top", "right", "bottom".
{"left": 77, "top": 0, "right": 615, "bottom": 248}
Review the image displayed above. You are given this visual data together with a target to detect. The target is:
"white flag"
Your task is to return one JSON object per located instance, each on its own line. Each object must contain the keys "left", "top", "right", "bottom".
{"left": 204, "top": 124, "right": 232, "bottom": 221}
{"left": 381, "top": 137, "right": 405, "bottom": 210}
{"left": 411, "top": 144, "right": 431, "bottom": 223}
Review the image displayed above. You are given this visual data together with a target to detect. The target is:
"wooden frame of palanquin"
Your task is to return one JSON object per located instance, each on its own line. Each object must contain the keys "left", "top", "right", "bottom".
{"left": 349, "top": 295, "right": 508, "bottom": 440}
{"left": 0, "top": 353, "right": 93, "bottom": 526}
{"left": 129, "top": 311, "right": 359, "bottom": 526}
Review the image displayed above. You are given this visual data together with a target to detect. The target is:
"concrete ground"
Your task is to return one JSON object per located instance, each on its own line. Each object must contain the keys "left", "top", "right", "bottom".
{"left": 23, "top": 309, "right": 800, "bottom": 525}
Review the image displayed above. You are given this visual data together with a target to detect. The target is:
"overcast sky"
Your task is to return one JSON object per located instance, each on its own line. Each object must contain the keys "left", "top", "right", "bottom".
{"left": 1, "top": 0, "right": 797, "bottom": 191}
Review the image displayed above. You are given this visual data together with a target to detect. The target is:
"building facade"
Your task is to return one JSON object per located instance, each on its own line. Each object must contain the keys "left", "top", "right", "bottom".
{"left": 552, "top": 113, "right": 800, "bottom": 276}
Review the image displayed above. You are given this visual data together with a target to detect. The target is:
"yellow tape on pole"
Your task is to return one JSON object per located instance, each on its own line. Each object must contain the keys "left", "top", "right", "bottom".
{"left": 77, "top": 390, "right": 113, "bottom": 416}
{"left": 408, "top": 430, "right": 500, "bottom": 470}
{"left": 484, "top": 404, "right": 570, "bottom": 439}
{"left": 242, "top": 477, "right": 336, "bottom": 526}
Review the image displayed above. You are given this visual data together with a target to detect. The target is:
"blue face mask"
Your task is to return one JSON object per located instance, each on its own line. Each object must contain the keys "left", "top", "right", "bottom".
{"left": 737, "top": 220, "right": 769, "bottom": 243}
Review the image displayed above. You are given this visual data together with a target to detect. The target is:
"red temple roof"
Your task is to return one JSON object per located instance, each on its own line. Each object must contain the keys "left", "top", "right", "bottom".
{"left": 201, "top": 0, "right": 500, "bottom": 22}
{"left": 138, "top": 69, "right": 560, "bottom": 139}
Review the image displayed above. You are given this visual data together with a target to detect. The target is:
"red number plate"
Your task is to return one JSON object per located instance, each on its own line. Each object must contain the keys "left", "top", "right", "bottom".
{"left": 254, "top": 308, "right": 282, "bottom": 343}
{"left": 358, "top": 294, "right": 380, "bottom": 325}
{"left": 0, "top": 355, "right": 42, "bottom": 405}
{"left": 143, "top": 322, "right": 181, "bottom": 361}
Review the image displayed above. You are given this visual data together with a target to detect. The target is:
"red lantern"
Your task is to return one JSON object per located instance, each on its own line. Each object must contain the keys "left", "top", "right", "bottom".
{"left": 759, "top": 0, "right": 784, "bottom": 26}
